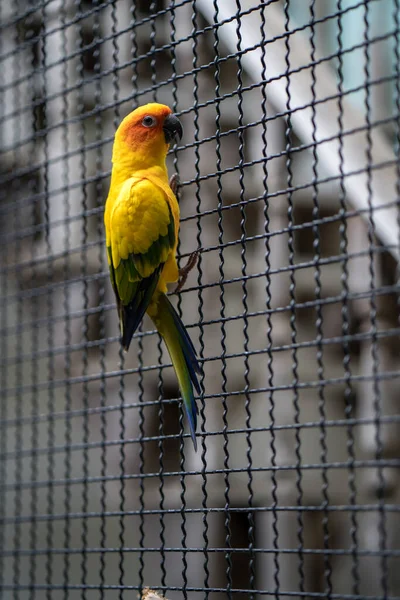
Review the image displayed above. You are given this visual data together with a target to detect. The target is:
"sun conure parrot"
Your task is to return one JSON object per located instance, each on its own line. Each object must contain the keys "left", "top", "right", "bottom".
{"left": 104, "top": 103, "right": 200, "bottom": 450}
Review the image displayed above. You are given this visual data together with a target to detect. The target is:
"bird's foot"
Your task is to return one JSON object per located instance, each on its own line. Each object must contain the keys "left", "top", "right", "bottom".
{"left": 175, "top": 249, "right": 200, "bottom": 293}
{"left": 169, "top": 173, "right": 180, "bottom": 196}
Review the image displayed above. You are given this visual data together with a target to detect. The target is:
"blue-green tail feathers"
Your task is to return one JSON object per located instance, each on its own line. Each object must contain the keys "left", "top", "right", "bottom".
{"left": 151, "top": 293, "right": 201, "bottom": 450}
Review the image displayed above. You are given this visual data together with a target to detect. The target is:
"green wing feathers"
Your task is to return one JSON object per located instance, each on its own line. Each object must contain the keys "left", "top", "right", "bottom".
{"left": 107, "top": 205, "right": 176, "bottom": 351}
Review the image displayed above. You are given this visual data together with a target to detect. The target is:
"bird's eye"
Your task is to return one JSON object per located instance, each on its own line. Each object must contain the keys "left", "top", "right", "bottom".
{"left": 142, "top": 115, "right": 157, "bottom": 128}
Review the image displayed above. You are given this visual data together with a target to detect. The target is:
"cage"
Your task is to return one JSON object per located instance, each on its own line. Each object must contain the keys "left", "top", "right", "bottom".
{"left": 0, "top": 1, "right": 400, "bottom": 599}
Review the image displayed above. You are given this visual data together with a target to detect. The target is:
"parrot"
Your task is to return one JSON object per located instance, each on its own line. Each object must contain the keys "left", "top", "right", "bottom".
{"left": 104, "top": 103, "right": 201, "bottom": 450}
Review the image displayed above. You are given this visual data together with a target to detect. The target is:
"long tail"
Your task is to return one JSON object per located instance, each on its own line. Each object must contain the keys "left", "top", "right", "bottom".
{"left": 149, "top": 292, "right": 201, "bottom": 450}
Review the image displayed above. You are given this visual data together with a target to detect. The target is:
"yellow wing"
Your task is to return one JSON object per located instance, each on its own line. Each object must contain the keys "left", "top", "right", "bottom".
{"left": 106, "top": 176, "right": 176, "bottom": 350}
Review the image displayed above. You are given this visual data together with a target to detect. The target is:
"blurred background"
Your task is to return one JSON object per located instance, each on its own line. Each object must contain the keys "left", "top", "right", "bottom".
{"left": 0, "top": 0, "right": 400, "bottom": 598}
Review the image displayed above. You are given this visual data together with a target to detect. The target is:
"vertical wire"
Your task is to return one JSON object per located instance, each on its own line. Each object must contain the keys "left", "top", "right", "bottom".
{"left": 363, "top": 3, "right": 388, "bottom": 598}
{"left": 259, "top": 2, "right": 280, "bottom": 597}
{"left": 394, "top": 0, "right": 400, "bottom": 386}
{"left": 230, "top": 0, "right": 255, "bottom": 599}
{"left": 393, "top": 0, "right": 400, "bottom": 553}
{"left": 27, "top": 3, "right": 40, "bottom": 599}
{"left": 309, "top": 3, "right": 332, "bottom": 598}
{"left": 336, "top": 0, "right": 360, "bottom": 595}
{"left": 93, "top": 1, "right": 108, "bottom": 597}
{"left": 234, "top": 2, "right": 255, "bottom": 596}
{"left": 176, "top": 8, "right": 189, "bottom": 581}
{"left": 197, "top": 0, "right": 213, "bottom": 585}
{"left": 283, "top": 1, "right": 305, "bottom": 594}
{"left": 76, "top": 4, "right": 90, "bottom": 598}
{"left": 128, "top": 3, "right": 146, "bottom": 596}
{"left": 0, "top": 0, "right": 7, "bottom": 592}
{"left": 137, "top": 297, "right": 146, "bottom": 600}
{"left": 393, "top": 23, "right": 400, "bottom": 600}
{"left": 110, "top": 2, "right": 126, "bottom": 598}
{"left": 176, "top": 1, "right": 196, "bottom": 597}
{"left": 212, "top": 3, "right": 232, "bottom": 598}
{"left": 147, "top": 2, "right": 167, "bottom": 592}
{"left": 41, "top": 1, "right": 56, "bottom": 597}
{"left": 395, "top": 0, "right": 400, "bottom": 261}
{"left": 60, "top": 4, "right": 72, "bottom": 600}
{"left": 170, "top": 4, "right": 182, "bottom": 380}
{"left": 176, "top": 8, "right": 188, "bottom": 594}
{"left": 186, "top": 1, "right": 209, "bottom": 596}
{"left": 11, "top": 3, "right": 23, "bottom": 599}
{"left": 170, "top": 3, "right": 180, "bottom": 198}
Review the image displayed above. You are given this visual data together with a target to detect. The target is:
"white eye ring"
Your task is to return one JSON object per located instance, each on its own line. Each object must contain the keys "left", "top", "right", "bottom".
{"left": 142, "top": 115, "right": 157, "bottom": 128}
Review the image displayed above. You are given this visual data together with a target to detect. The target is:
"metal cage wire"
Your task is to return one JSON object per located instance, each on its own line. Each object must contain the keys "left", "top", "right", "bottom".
{"left": 0, "top": 0, "right": 400, "bottom": 599}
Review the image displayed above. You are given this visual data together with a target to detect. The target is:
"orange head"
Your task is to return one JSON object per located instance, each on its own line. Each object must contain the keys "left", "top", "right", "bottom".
{"left": 112, "top": 103, "right": 183, "bottom": 171}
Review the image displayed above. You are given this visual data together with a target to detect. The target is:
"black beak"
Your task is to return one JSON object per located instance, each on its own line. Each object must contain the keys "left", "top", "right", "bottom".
{"left": 163, "top": 114, "right": 183, "bottom": 144}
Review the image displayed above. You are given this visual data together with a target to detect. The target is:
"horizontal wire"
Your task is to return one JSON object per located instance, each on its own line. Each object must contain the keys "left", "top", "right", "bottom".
{"left": 2, "top": 310, "right": 400, "bottom": 372}
{"left": 2, "top": 500, "right": 400, "bottom": 528}
{"left": 0, "top": 583, "right": 399, "bottom": 600}
{"left": 2, "top": 354, "right": 400, "bottom": 404}
{"left": 1, "top": 546, "right": 400, "bottom": 559}
{"left": 2, "top": 417, "right": 400, "bottom": 462}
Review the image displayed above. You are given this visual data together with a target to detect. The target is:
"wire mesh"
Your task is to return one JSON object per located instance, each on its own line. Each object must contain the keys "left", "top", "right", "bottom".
{"left": 1, "top": 1, "right": 400, "bottom": 599}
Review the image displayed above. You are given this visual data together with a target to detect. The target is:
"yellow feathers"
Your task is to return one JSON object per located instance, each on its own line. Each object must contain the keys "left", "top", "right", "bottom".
{"left": 104, "top": 103, "right": 200, "bottom": 449}
{"left": 109, "top": 178, "right": 171, "bottom": 271}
